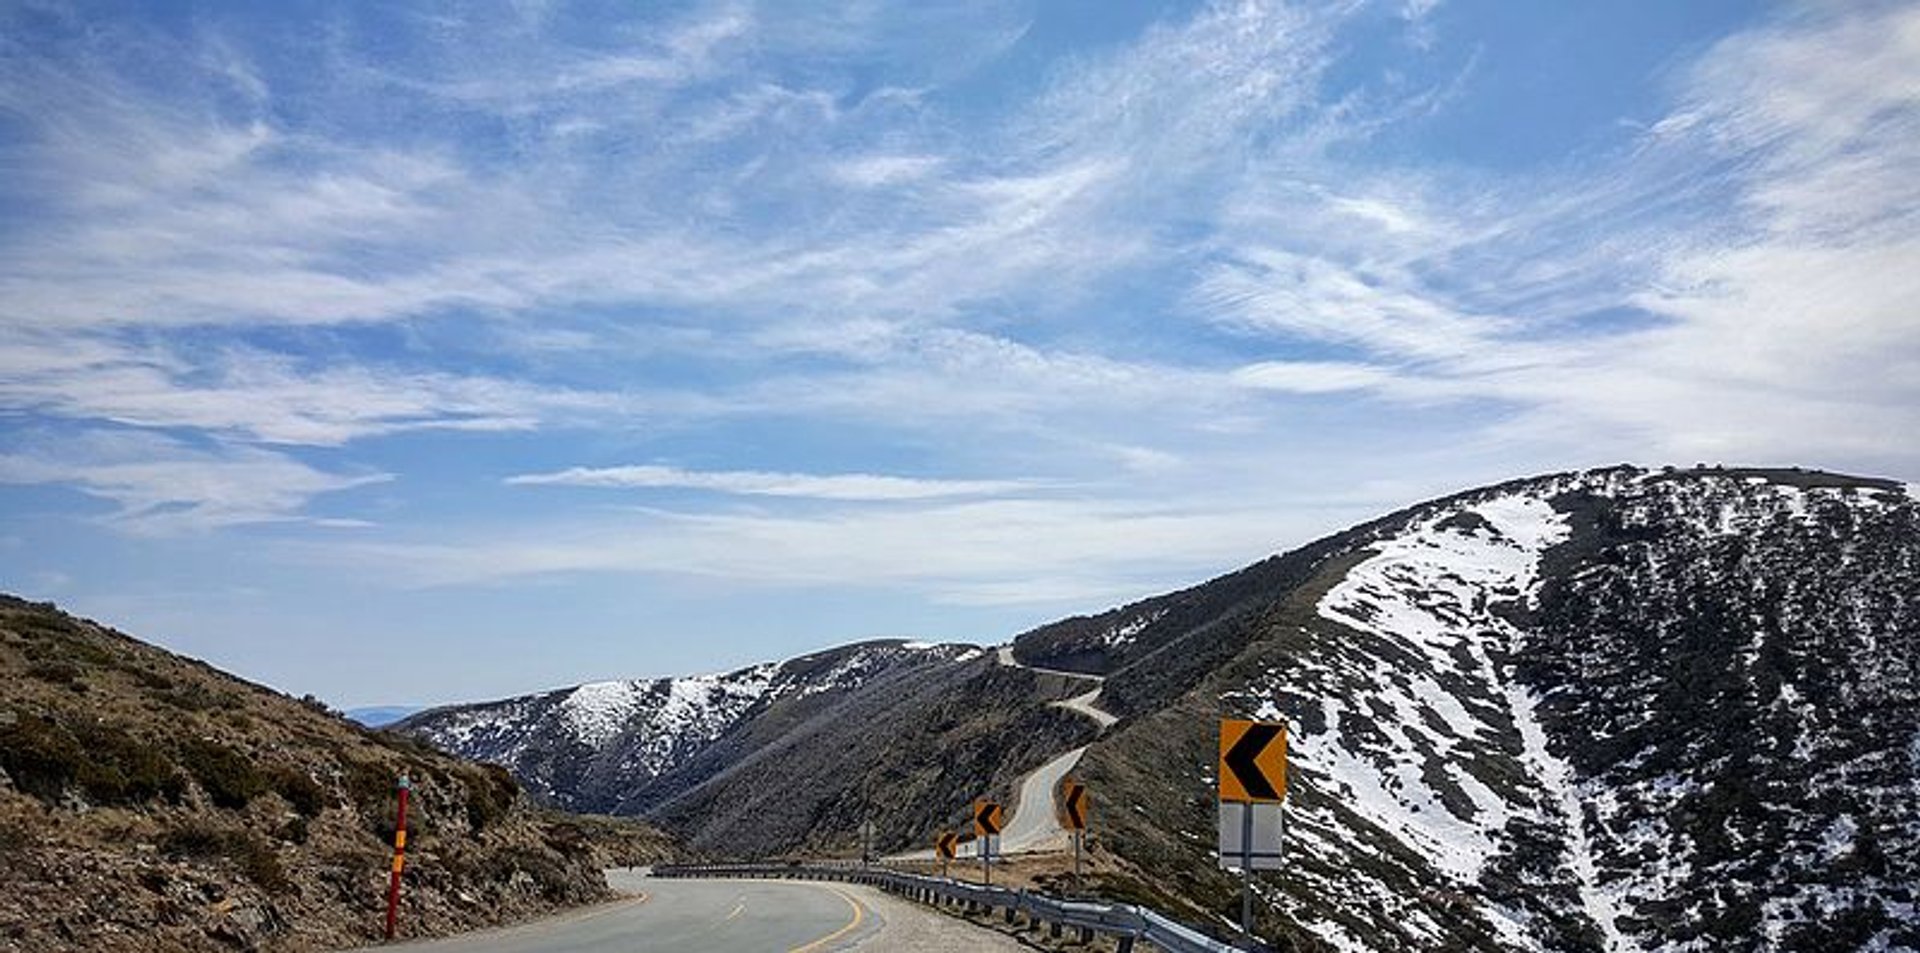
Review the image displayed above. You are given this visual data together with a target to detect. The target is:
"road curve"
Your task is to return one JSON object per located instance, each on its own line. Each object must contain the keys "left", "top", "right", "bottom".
{"left": 997, "top": 744, "right": 1087, "bottom": 853}
{"left": 350, "top": 870, "right": 1028, "bottom": 952}
{"left": 888, "top": 646, "right": 1116, "bottom": 860}
{"left": 350, "top": 872, "right": 880, "bottom": 953}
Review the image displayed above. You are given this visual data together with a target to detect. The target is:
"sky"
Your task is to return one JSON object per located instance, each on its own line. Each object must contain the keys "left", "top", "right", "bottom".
{"left": 1, "top": 1, "right": 1916, "bottom": 708}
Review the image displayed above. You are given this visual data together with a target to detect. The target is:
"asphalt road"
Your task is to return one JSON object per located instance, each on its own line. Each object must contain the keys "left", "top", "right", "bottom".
{"left": 351, "top": 871, "right": 879, "bottom": 953}
{"left": 998, "top": 744, "right": 1086, "bottom": 854}
{"left": 893, "top": 648, "right": 1116, "bottom": 862}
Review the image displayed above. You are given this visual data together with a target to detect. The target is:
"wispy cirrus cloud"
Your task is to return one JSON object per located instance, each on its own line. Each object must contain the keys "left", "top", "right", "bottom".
{"left": 0, "top": 333, "right": 628, "bottom": 446}
{"left": 0, "top": 430, "right": 388, "bottom": 535}
{"left": 2, "top": 0, "right": 1916, "bottom": 707}
{"left": 507, "top": 464, "right": 1045, "bottom": 502}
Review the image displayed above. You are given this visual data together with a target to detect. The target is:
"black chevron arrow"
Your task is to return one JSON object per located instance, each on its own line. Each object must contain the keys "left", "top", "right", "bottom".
{"left": 975, "top": 802, "right": 1002, "bottom": 834}
{"left": 1064, "top": 784, "right": 1088, "bottom": 829}
{"left": 1224, "top": 723, "right": 1283, "bottom": 800}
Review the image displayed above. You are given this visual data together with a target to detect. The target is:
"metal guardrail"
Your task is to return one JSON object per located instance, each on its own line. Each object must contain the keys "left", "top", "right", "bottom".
{"left": 651, "top": 863, "right": 1251, "bottom": 953}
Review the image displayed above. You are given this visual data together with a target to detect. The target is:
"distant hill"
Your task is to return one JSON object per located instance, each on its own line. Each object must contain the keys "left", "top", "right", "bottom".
{"left": 400, "top": 640, "right": 1095, "bottom": 857}
{"left": 343, "top": 706, "right": 421, "bottom": 728}
{"left": 408, "top": 465, "right": 1919, "bottom": 951}
{"left": 0, "top": 597, "right": 676, "bottom": 953}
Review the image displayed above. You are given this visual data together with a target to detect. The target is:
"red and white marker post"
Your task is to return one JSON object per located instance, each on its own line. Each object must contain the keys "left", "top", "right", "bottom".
{"left": 384, "top": 774, "right": 412, "bottom": 941}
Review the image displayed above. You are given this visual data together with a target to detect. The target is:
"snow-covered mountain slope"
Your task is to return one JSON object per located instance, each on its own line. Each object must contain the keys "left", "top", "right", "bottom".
{"left": 1072, "top": 466, "right": 1917, "bottom": 953}
{"left": 400, "top": 640, "right": 988, "bottom": 812}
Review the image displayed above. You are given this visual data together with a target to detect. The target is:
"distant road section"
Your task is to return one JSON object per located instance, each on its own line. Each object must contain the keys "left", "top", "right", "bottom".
{"left": 349, "top": 869, "right": 1025, "bottom": 952}
{"left": 890, "top": 645, "right": 1117, "bottom": 860}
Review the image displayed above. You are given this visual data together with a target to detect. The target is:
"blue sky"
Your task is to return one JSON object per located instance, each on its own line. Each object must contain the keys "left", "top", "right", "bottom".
{"left": 2, "top": 1, "right": 1915, "bottom": 708}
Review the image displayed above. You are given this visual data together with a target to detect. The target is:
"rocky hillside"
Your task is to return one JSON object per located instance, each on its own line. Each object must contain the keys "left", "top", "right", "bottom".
{"left": 1067, "top": 466, "right": 1918, "bottom": 952}
{"left": 400, "top": 640, "right": 1095, "bottom": 857}
{"left": 0, "top": 597, "right": 676, "bottom": 953}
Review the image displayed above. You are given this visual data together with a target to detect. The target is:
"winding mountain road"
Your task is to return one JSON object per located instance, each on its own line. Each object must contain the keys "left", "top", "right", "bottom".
{"left": 896, "top": 646, "right": 1117, "bottom": 858}
{"left": 350, "top": 869, "right": 1027, "bottom": 953}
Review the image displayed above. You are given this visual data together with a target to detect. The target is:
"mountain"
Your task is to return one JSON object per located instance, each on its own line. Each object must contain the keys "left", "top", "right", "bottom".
{"left": 0, "top": 597, "right": 676, "bottom": 953}
{"left": 402, "top": 465, "right": 1919, "bottom": 952}
{"left": 1057, "top": 465, "right": 1919, "bottom": 952}
{"left": 343, "top": 706, "right": 421, "bottom": 728}
{"left": 400, "top": 639, "right": 1097, "bottom": 856}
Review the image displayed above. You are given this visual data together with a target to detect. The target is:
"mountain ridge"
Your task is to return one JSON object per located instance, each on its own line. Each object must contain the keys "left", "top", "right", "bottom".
{"left": 403, "top": 464, "right": 1920, "bottom": 952}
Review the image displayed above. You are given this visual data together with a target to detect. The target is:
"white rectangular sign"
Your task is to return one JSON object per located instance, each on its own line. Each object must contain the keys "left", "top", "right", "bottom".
{"left": 1217, "top": 802, "right": 1285, "bottom": 871}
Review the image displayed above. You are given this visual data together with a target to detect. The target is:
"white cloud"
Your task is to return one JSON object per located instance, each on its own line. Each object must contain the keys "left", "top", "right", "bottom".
{"left": 830, "top": 154, "right": 945, "bottom": 187}
{"left": 1231, "top": 360, "right": 1403, "bottom": 395}
{"left": 309, "top": 494, "right": 1352, "bottom": 605}
{"left": 507, "top": 464, "right": 1043, "bottom": 501}
{"left": 0, "top": 335, "right": 625, "bottom": 446}
{"left": 0, "top": 431, "right": 388, "bottom": 535}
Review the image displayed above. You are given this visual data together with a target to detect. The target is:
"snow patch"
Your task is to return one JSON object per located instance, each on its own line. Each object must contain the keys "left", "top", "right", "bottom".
{"left": 1100, "top": 608, "right": 1167, "bottom": 648}
{"left": 1312, "top": 492, "right": 1633, "bottom": 948}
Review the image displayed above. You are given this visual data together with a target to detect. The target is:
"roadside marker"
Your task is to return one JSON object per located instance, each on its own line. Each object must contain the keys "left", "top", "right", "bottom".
{"left": 935, "top": 831, "right": 958, "bottom": 879}
{"left": 972, "top": 799, "right": 1004, "bottom": 836}
{"left": 1060, "top": 779, "right": 1090, "bottom": 894}
{"left": 384, "top": 774, "right": 412, "bottom": 940}
{"left": 1217, "top": 719, "right": 1288, "bottom": 939}
{"left": 1218, "top": 719, "right": 1287, "bottom": 803}
{"left": 972, "top": 799, "right": 1003, "bottom": 886}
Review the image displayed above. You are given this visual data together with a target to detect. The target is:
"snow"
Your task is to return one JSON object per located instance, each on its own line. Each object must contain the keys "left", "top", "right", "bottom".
{"left": 1313, "top": 495, "right": 1568, "bottom": 880}
{"left": 1099, "top": 608, "right": 1167, "bottom": 648}
{"left": 1312, "top": 492, "right": 1634, "bottom": 949}
{"left": 1820, "top": 815, "right": 1858, "bottom": 859}
{"left": 558, "top": 680, "right": 650, "bottom": 747}
{"left": 1507, "top": 678, "right": 1628, "bottom": 951}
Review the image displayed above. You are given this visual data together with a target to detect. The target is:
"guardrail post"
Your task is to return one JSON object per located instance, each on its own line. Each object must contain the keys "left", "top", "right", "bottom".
{"left": 1050, "top": 921, "right": 1063, "bottom": 939}
{"left": 1116, "top": 937, "right": 1136, "bottom": 953}
{"left": 1077, "top": 924, "right": 1093, "bottom": 943}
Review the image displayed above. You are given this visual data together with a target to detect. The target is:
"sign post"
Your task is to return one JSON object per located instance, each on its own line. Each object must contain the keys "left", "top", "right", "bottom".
{"left": 1217, "top": 719, "right": 1287, "bottom": 938}
{"left": 1060, "top": 778, "right": 1091, "bottom": 894}
{"left": 384, "top": 774, "right": 412, "bottom": 941}
{"left": 972, "top": 799, "right": 1004, "bottom": 886}
{"left": 860, "top": 820, "right": 875, "bottom": 867}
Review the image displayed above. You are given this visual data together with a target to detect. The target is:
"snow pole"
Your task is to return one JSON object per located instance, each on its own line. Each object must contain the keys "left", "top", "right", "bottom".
{"left": 384, "top": 774, "right": 411, "bottom": 941}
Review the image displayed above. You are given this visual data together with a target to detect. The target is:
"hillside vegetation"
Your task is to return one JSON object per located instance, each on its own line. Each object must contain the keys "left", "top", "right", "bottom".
{"left": 0, "top": 596, "right": 675, "bottom": 953}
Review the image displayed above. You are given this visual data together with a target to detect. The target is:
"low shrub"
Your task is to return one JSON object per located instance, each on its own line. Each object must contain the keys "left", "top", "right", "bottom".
{"left": 178, "top": 740, "right": 266, "bottom": 810}
{"left": 0, "top": 716, "right": 84, "bottom": 802}
{"left": 156, "top": 682, "right": 243, "bottom": 713}
{"left": 268, "top": 765, "right": 326, "bottom": 818}
{"left": 160, "top": 821, "right": 290, "bottom": 893}
{"left": 24, "top": 661, "right": 81, "bottom": 684}
{"left": 0, "top": 816, "right": 31, "bottom": 853}
{"left": 463, "top": 764, "right": 519, "bottom": 831}
{"left": 70, "top": 722, "right": 184, "bottom": 805}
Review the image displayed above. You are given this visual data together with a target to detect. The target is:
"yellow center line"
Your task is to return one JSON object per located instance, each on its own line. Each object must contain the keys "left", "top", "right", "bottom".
{"left": 787, "top": 886, "right": 866, "bottom": 953}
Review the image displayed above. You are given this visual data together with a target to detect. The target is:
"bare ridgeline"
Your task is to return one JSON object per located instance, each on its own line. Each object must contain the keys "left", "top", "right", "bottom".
{"left": 2, "top": 465, "right": 1914, "bottom": 952}
{"left": 405, "top": 466, "right": 1920, "bottom": 952}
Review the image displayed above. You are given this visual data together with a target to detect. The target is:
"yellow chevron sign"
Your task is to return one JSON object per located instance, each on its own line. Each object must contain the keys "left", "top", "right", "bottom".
{"left": 935, "top": 831, "right": 959, "bottom": 860}
{"left": 972, "top": 799, "right": 1005, "bottom": 837}
{"left": 1060, "top": 779, "right": 1090, "bottom": 832}
{"left": 1218, "top": 718, "right": 1287, "bottom": 804}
